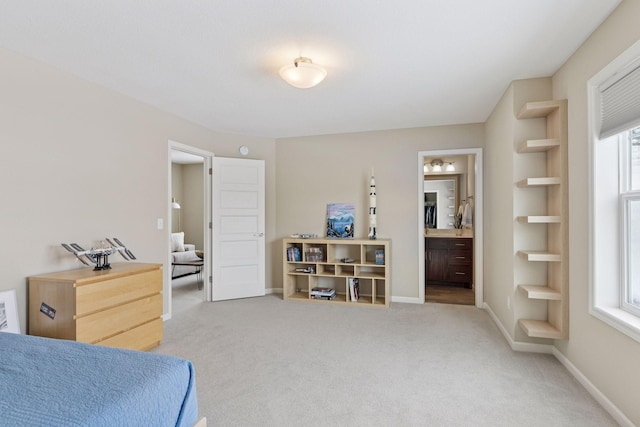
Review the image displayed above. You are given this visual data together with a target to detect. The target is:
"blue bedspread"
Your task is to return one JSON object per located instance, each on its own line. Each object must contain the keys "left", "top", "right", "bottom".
{"left": 0, "top": 332, "right": 198, "bottom": 427}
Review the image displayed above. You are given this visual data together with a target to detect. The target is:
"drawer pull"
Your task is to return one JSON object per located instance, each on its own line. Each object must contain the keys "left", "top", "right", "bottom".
{"left": 455, "top": 256, "right": 466, "bottom": 259}
{"left": 455, "top": 272, "right": 466, "bottom": 275}
{"left": 455, "top": 243, "right": 465, "bottom": 246}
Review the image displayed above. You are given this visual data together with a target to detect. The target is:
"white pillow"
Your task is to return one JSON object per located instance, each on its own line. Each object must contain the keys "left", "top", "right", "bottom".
{"left": 171, "top": 232, "right": 185, "bottom": 252}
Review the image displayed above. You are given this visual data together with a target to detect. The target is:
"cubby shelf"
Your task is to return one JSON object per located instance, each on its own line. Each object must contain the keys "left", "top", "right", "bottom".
{"left": 517, "top": 284, "right": 562, "bottom": 300}
{"left": 515, "top": 99, "right": 568, "bottom": 340}
{"left": 517, "top": 250, "right": 561, "bottom": 262}
{"left": 517, "top": 216, "right": 561, "bottom": 224}
{"left": 516, "top": 100, "right": 563, "bottom": 119}
{"left": 518, "top": 319, "right": 563, "bottom": 340}
{"left": 282, "top": 238, "right": 390, "bottom": 308}
{"left": 516, "top": 177, "right": 561, "bottom": 187}
{"left": 517, "top": 138, "right": 561, "bottom": 153}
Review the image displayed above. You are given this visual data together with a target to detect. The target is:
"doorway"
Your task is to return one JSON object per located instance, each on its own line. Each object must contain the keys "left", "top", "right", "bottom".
{"left": 417, "top": 148, "right": 483, "bottom": 308}
{"left": 167, "top": 141, "right": 214, "bottom": 319}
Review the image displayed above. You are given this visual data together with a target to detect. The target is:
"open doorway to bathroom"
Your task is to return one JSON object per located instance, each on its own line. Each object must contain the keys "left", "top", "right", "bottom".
{"left": 418, "top": 148, "right": 483, "bottom": 307}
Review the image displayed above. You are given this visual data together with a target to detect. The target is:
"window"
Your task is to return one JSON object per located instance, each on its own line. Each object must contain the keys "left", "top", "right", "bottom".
{"left": 589, "top": 40, "right": 640, "bottom": 343}
{"left": 621, "top": 127, "right": 640, "bottom": 316}
{"left": 620, "top": 127, "right": 640, "bottom": 317}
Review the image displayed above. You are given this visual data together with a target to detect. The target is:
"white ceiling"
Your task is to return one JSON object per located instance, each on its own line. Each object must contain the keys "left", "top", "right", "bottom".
{"left": 0, "top": 1, "right": 620, "bottom": 139}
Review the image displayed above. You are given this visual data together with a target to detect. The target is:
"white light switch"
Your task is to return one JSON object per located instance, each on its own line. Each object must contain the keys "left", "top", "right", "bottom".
{"left": 157, "top": 218, "right": 164, "bottom": 230}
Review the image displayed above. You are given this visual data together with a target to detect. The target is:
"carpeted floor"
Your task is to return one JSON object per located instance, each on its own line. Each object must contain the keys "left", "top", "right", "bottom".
{"left": 155, "top": 276, "right": 616, "bottom": 426}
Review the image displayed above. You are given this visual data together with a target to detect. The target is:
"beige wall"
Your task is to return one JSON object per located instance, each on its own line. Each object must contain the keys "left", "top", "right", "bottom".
{"left": 551, "top": 0, "right": 640, "bottom": 423}
{"left": 484, "top": 83, "right": 516, "bottom": 334}
{"left": 0, "top": 47, "right": 276, "bottom": 324}
{"left": 275, "top": 125, "right": 484, "bottom": 299}
{"left": 171, "top": 163, "right": 184, "bottom": 233}
{"left": 170, "top": 163, "right": 204, "bottom": 249}
{"left": 182, "top": 163, "right": 205, "bottom": 250}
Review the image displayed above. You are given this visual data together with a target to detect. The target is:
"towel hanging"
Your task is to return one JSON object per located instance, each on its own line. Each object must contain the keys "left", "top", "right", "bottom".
{"left": 462, "top": 202, "right": 473, "bottom": 227}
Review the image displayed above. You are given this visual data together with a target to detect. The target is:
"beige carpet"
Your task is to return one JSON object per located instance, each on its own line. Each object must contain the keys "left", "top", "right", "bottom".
{"left": 154, "top": 276, "right": 616, "bottom": 426}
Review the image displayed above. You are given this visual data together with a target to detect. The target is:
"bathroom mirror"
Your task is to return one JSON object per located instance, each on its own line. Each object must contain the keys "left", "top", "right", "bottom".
{"left": 424, "top": 178, "right": 458, "bottom": 229}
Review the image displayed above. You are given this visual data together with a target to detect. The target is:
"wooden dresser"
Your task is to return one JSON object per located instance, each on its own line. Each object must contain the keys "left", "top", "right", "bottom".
{"left": 425, "top": 237, "right": 473, "bottom": 288}
{"left": 28, "top": 263, "right": 163, "bottom": 351}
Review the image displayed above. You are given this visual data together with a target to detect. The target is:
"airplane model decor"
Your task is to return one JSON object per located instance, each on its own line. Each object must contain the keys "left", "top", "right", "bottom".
{"left": 61, "top": 238, "right": 136, "bottom": 271}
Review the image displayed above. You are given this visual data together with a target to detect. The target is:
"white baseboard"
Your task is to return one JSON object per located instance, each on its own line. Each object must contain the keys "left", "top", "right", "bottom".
{"left": 552, "top": 347, "right": 634, "bottom": 427}
{"left": 484, "top": 302, "right": 633, "bottom": 425}
{"left": 391, "top": 296, "right": 423, "bottom": 304}
{"left": 266, "top": 287, "right": 282, "bottom": 295}
{"left": 483, "top": 302, "right": 553, "bottom": 354}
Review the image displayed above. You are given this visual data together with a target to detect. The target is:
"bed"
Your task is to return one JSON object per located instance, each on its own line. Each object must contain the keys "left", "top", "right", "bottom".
{"left": 0, "top": 332, "right": 201, "bottom": 427}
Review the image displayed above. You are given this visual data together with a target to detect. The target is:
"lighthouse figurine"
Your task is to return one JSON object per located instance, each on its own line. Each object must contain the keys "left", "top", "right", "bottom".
{"left": 368, "top": 168, "right": 377, "bottom": 240}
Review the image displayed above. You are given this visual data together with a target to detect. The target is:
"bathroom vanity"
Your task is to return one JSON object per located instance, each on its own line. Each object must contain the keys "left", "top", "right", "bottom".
{"left": 425, "top": 236, "right": 473, "bottom": 288}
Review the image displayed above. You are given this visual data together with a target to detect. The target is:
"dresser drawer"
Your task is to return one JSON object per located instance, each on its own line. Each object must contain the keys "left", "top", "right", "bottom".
{"left": 96, "top": 318, "right": 163, "bottom": 351}
{"left": 76, "top": 293, "right": 162, "bottom": 343}
{"left": 426, "top": 238, "right": 449, "bottom": 249}
{"left": 447, "top": 238, "right": 472, "bottom": 249}
{"left": 426, "top": 237, "right": 473, "bottom": 250}
{"left": 447, "top": 265, "right": 473, "bottom": 283}
{"left": 449, "top": 250, "right": 472, "bottom": 265}
{"left": 75, "top": 269, "right": 162, "bottom": 316}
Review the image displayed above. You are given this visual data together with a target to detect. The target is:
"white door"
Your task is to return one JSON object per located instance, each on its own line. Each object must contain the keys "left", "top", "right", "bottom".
{"left": 212, "top": 157, "right": 265, "bottom": 301}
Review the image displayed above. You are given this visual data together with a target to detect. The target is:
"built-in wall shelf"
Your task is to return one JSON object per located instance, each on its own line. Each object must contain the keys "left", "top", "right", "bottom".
{"left": 518, "top": 319, "right": 563, "bottom": 340}
{"left": 517, "top": 216, "right": 561, "bottom": 224}
{"left": 515, "top": 98, "right": 568, "bottom": 340}
{"left": 517, "top": 251, "right": 561, "bottom": 262}
{"left": 516, "top": 100, "right": 563, "bottom": 119}
{"left": 517, "top": 139, "right": 561, "bottom": 153}
{"left": 517, "top": 177, "right": 561, "bottom": 187}
{"left": 517, "top": 284, "right": 562, "bottom": 300}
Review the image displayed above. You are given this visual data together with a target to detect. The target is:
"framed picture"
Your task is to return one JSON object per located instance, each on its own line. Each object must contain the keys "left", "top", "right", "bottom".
{"left": 327, "top": 203, "right": 355, "bottom": 238}
{"left": 0, "top": 289, "right": 20, "bottom": 334}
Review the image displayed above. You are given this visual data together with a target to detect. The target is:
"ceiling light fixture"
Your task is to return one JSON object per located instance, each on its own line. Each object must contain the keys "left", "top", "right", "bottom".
{"left": 279, "top": 57, "right": 327, "bottom": 89}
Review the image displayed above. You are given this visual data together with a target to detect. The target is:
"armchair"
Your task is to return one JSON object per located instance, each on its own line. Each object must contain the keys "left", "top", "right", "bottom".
{"left": 171, "top": 232, "right": 201, "bottom": 278}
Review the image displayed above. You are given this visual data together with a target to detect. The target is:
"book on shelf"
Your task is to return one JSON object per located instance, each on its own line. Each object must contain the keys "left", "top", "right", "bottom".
{"left": 286, "top": 246, "right": 302, "bottom": 262}
{"left": 348, "top": 278, "right": 359, "bottom": 302}
{"left": 375, "top": 249, "right": 385, "bottom": 265}
{"left": 305, "top": 247, "right": 324, "bottom": 262}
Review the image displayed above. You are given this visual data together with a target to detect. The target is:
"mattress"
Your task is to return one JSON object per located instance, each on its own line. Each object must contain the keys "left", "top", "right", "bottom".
{"left": 0, "top": 332, "right": 198, "bottom": 427}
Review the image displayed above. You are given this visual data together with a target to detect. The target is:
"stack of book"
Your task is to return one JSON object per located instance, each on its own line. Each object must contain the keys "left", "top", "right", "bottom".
{"left": 286, "top": 246, "right": 302, "bottom": 262}
{"left": 310, "top": 287, "right": 336, "bottom": 300}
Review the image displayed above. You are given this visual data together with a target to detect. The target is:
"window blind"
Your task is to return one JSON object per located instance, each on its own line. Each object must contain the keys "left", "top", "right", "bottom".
{"left": 600, "top": 63, "right": 640, "bottom": 139}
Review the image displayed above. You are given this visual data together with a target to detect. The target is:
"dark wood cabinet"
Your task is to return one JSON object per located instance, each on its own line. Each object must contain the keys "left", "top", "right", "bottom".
{"left": 426, "top": 248, "right": 448, "bottom": 281}
{"left": 425, "top": 237, "right": 473, "bottom": 288}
